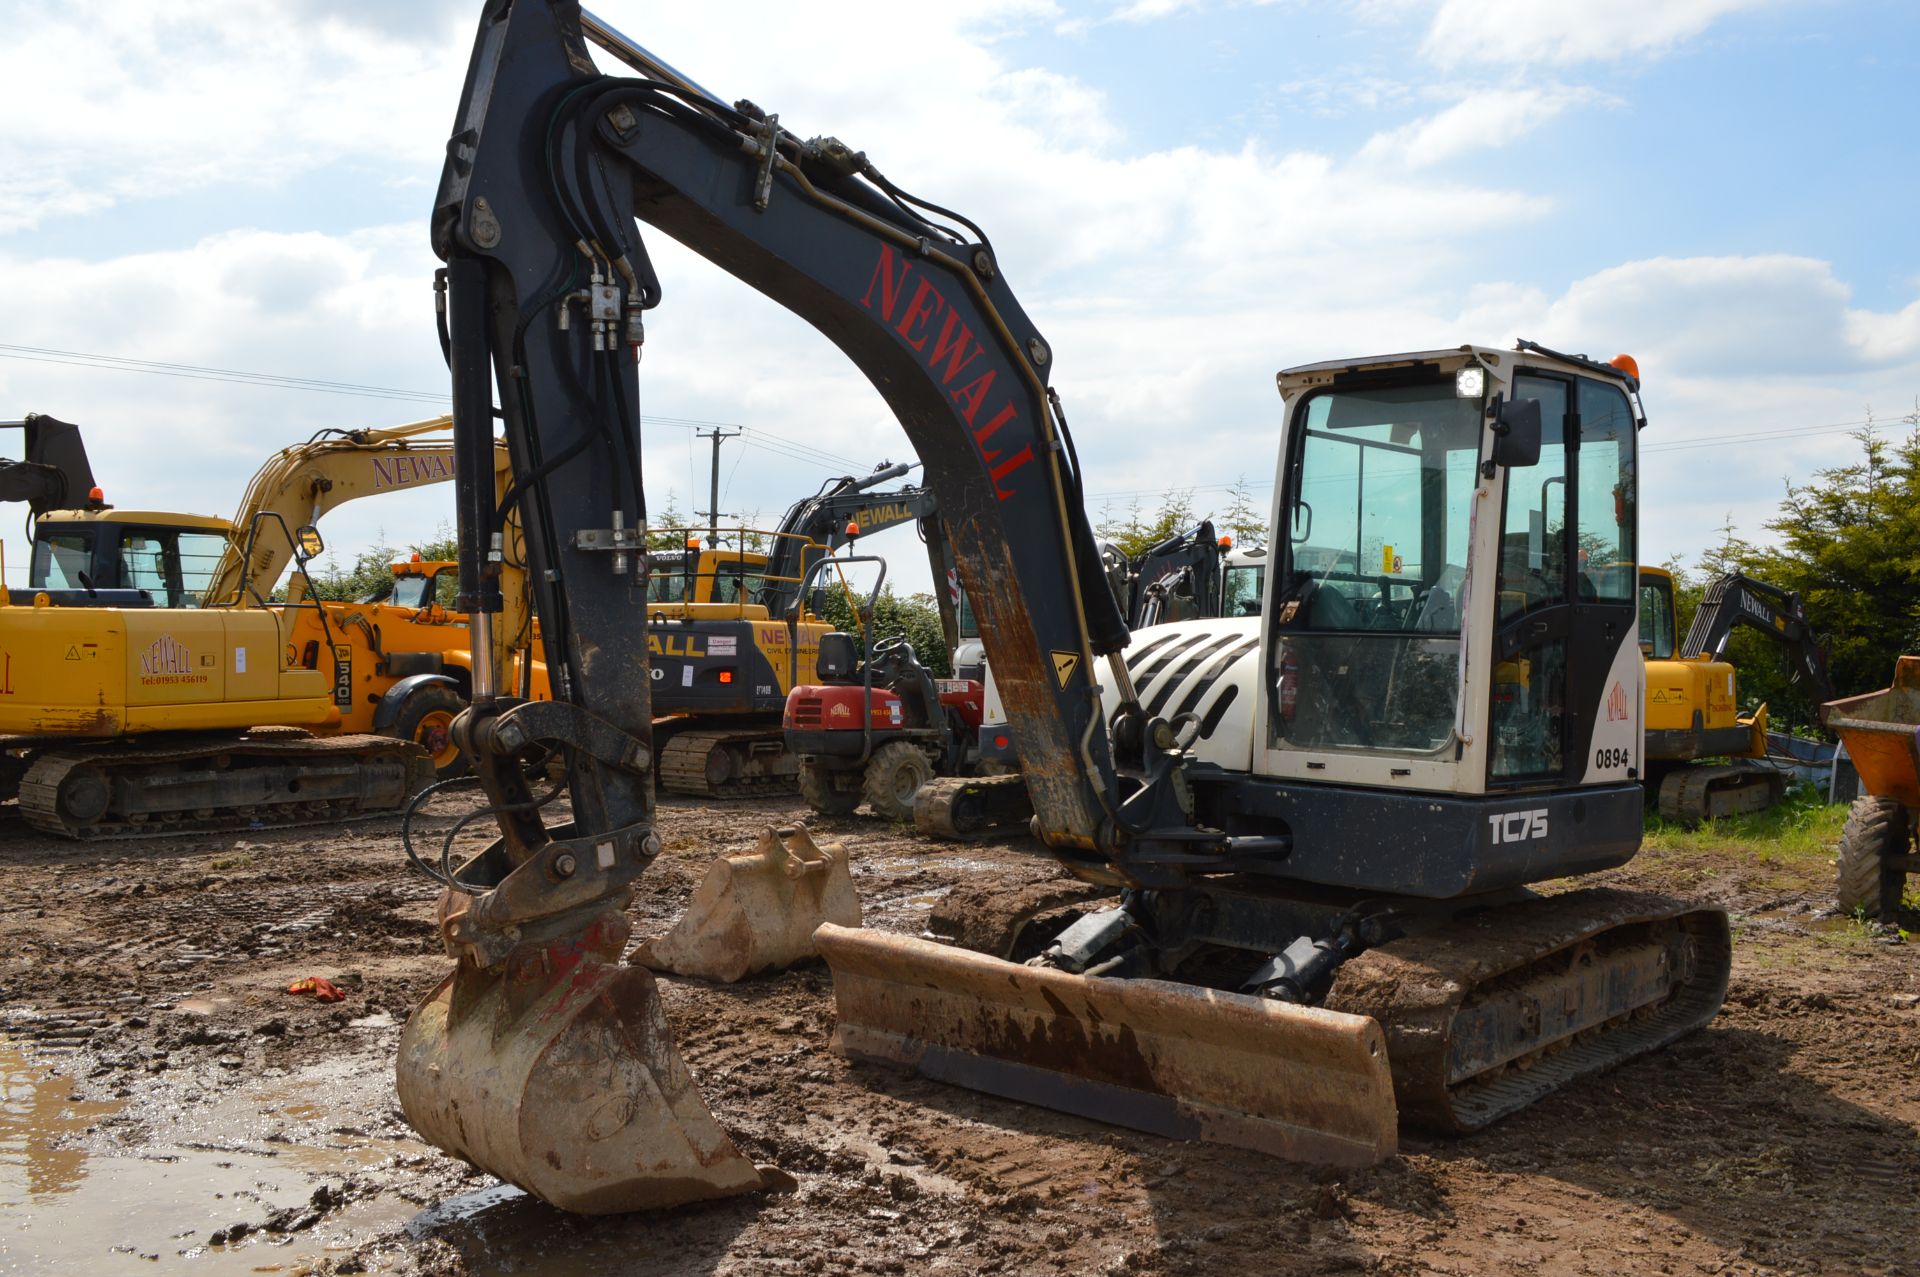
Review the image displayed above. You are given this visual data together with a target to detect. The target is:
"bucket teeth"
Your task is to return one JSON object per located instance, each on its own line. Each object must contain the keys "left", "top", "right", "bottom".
{"left": 635, "top": 824, "right": 862, "bottom": 982}
{"left": 397, "top": 906, "right": 767, "bottom": 1214}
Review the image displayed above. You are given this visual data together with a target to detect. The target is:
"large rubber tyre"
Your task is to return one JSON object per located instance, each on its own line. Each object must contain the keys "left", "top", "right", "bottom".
{"left": 863, "top": 741, "right": 935, "bottom": 821}
{"left": 798, "top": 759, "right": 861, "bottom": 816}
{"left": 1836, "top": 795, "right": 1910, "bottom": 919}
{"left": 391, "top": 684, "right": 470, "bottom": 781}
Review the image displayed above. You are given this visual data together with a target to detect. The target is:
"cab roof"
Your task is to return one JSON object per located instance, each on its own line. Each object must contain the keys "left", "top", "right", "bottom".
{"left": 1277, "top": 341, "right": 1637, "bottom": 391}
{"left": 36, "top": 509, "right": 231, "bottom": 533}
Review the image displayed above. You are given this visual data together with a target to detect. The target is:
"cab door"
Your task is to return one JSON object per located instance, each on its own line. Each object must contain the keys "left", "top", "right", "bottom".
{"left": 1488, "top": 373, "right": 1638, "bottom": 787}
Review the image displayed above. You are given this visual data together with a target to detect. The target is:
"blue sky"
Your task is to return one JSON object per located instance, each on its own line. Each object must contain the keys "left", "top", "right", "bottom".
{"left": 2, "top": 0, "right": 1918, "bottom": 594}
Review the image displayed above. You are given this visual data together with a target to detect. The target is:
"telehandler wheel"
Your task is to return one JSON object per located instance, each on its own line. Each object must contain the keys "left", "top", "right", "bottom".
{"left": 864, "top": 741, "right": 934, "bottom": 821}
{"left": 799, "top": 759, "right": 861, "bottom": 816}
{"left": 1836, "top": 795, "right": 1910, "bottom": 919}
{"left": 392, "top": 685, "right": 470, "bottom": 781}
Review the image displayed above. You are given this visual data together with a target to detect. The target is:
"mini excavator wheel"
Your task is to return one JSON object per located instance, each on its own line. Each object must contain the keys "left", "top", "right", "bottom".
{"left": 863, "top": 740, "right": 933, "bottom": 821}
{"left": 799, "top": 758, "right": 862, "bottom": 816}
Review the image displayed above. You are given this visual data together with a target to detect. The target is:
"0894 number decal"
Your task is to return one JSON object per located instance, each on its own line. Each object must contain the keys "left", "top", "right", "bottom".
{"left": 1594, "top": 746, "right": 1631, "bottom": 769}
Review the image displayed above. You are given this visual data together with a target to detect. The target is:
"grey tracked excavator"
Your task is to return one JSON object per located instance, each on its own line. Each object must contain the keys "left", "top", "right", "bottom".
{"left": 396, "top": 0, "right": 1731, "bottom": 1213}
{"left": 637, "top": 460, "right": 956, "bottom": 798}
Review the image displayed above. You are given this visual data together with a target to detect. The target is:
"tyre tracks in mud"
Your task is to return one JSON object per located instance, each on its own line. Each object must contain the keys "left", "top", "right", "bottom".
{"left": 0, "top": 797, "right": 1914, "bottom": 1275}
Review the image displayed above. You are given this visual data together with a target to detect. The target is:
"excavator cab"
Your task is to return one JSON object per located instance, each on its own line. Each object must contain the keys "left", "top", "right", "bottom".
{"left": 28, "top": 509, "right": 232, "bottom": 608}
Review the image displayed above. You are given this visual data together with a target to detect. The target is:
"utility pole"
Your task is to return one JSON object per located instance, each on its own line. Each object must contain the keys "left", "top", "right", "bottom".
{"left": 696, "top": 426, "right": 740, "bottom": 543}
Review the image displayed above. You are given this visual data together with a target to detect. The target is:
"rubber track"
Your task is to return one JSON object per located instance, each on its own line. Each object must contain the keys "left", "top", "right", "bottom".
{"left": 1657, "top": 763, "right": 1783, "bottom": 823}
{"left": 657, "top": 728, "right": 799, "bottom": 798}
{"left": 1326, "top": 887, "right": 1731, "bottom": 1132}
{"left": 17, "top": 732, "right": 432, "bottom": 840}
{"left": 913, "top": 773, "right": 1033, "bottom": 840}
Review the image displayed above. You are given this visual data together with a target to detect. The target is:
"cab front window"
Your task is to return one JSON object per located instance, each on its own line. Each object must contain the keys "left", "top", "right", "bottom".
{"left": 1273, "top": 379, "right": 1482, "bottom": 755}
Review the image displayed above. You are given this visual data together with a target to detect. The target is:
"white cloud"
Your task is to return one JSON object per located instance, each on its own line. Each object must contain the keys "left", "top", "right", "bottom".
{"left": 1541, "top": 255, "right": 1873, "bottom": 376}
{"left": 0, "top": 0, "right": 1901, "bottom": 588}
{"left": 1421, "top": 0, "right": 1773, "bottom": 67}
{"left": 1442, "top": 253, "right": 1920, "bottom": 563}
{"left": 0, "top": 1, "right": 472, "bottom": 233}
{"left": 1358, "top": 85, "right": 1606, "bottom": 167}
{"left": 1112, "top": 0, "right": 1202, "bottom": 21}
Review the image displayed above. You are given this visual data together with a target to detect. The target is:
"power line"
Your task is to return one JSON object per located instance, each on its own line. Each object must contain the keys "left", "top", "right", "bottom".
{"left": 0, "top": 344, "right": 450, "bottom": 404}
{"left": 1089, "top": 411, "right": 1917, "bottom": 498}
{"left": 0, "top": 340, "right": 883, "bottom": 480}
{"left": 1641, "top": 416, "right": 1906, "bottom": 454}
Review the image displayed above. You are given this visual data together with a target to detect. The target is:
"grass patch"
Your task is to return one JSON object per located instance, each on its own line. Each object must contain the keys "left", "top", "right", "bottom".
{"left": 1643, "top": 782, "right": 1846, "bottom": 864}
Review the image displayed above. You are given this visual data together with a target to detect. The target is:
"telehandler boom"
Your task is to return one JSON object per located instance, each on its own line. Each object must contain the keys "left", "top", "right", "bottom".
{"left": 397, "top": 0, "right": 1730, "bottom": 1213}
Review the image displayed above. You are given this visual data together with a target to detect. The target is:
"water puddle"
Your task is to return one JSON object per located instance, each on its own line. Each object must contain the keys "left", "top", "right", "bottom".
{"left": 0, "top": 1040, "right": 429, "bottom": 1274}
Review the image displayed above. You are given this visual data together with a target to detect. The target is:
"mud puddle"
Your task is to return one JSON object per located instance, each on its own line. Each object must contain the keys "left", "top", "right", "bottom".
{"left": 0, "top": 1040, "right": 427, "bottom": 1275}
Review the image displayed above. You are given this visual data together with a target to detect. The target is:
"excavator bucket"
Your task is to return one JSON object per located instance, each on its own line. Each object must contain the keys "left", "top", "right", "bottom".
{"left": 396, "top": 907, "right": 768, "bottom": 1214}
{"left": 815, "top": 924, "right": 1399, "bottom": 1167}
{"left": 634, "top": 824, "right": 861, "bottom": 982}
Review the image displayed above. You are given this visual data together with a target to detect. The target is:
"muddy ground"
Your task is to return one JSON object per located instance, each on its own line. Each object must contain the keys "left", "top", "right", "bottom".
{"left": 0, "top": 792, "right": 1915, "bottom": 1277}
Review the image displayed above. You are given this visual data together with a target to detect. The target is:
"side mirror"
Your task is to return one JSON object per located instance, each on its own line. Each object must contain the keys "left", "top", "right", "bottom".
{"left": 294, "top": 525, "right": 325, "bottom": 562}
{"left": 1490, "top": 396, "right": 1542, "bottom": 470}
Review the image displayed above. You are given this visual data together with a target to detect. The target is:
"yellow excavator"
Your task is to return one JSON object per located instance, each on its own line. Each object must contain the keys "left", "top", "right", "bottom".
{"left": 392, "top": 3, "right": 1730, "bottom": 1215}
{"left": 0, "top": 416, "right": 547, "bottom": 834}
{"left": 1637, "top": 566, "right": 1834, "bottom": 822}
{"left": 0, "top": 527, "right": 432, "bottom": 837}
{"left": 23, "top": 416, "right": 546, "bottom": 780}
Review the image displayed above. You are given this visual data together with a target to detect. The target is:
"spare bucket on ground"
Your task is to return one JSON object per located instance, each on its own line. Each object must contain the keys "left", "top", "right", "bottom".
{"left": 635, "top": 824, "right": 861, "bottom": 982}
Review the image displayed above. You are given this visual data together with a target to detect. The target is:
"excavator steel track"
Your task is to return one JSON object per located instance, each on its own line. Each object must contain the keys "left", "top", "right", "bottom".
{"left": 15, "top": 732, "right": 433, "bottom": 840}
{"left": 1657, "top": 764, "right": 1785, "bottom": 824}
{"left": 657, "top": 728, "right": 799, "bottom": 798}
{"left": 913, "top": 773, "right": 1033, "bottom": 840}
{"left": 1325, "top": 888, "right": 1730, "bottom": 1133}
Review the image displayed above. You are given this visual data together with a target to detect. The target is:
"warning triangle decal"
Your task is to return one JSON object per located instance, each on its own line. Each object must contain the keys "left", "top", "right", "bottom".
{"left": 1051, "top": 650, "right": 1080, "bottom": 688}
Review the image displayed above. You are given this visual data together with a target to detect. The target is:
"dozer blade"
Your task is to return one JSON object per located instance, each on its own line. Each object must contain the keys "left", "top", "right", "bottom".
{"left": 397, "top": 908, "right": 767, "bottom": 1214}
{"left": 815, "top": 924, "right": 1398, "bottom": 1167}
{"left": 634, "top": 824, "right": 861, "bottom": 982}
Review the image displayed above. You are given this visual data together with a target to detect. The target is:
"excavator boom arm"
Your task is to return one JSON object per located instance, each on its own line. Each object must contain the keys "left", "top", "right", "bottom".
{"left": 438, "top": 0, "right": 1175, "bottom": 870}
{"left": 200, "top": 415, "right": 528, "bottom": 691}
{"left": 759, "top": 474, "right": 957, "bottom": 652}
{"left": 1682, "top": 572, "right": 1835, "bottom": 705}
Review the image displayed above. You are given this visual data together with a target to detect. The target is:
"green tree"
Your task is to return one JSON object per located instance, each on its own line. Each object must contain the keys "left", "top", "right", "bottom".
{"left": 647, "top": 489, "right": 690, "bottom": 551}
{"left": 1220, "top": 474, "right": 1269, "bottom": 549}
{"left": 1096, "top": 488, "right": 1196, "bottom": 559}
{"left": 1713, "top": 424, "right": 1920, "bottom": 731}
{"left": 298, "top": 523, "right": 460, "bottom": 602}
{"left": 810, "top": 583, "right": 952, "bottom": 678}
